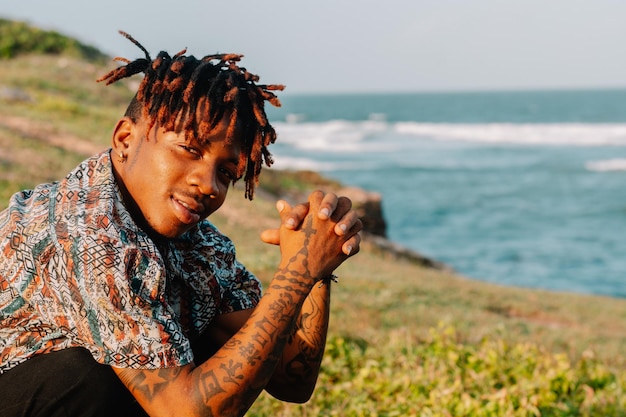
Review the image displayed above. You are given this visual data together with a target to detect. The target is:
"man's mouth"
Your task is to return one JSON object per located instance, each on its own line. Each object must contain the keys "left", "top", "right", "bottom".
{"left": 172, "top": 197, "right": 202, "bottom": 224}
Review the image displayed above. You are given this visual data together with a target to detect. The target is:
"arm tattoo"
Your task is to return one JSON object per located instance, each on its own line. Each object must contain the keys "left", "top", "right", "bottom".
{"left": 199, "top": 369, "right": 227, "bottom": 402}
{"left": 126, "top": 369, "right": 177, "bottom": 402}
{"left": 220, "top": 359, "right": 244, "bottom": 385}
{"left": 239, "top": 342, "right": 262, "bottom": 366}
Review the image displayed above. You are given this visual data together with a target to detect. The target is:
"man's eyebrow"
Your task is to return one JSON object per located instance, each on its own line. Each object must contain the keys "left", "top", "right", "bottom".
{"left": 193, "top": 137, "right": 240, "bottom": 163}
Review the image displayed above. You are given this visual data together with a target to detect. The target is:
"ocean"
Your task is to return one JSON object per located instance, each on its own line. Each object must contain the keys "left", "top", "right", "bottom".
{"left": 264, "top": 89, "right": 626, "bottom": 299}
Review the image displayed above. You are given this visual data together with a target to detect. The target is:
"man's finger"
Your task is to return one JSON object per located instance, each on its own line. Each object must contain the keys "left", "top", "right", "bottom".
{"left": 318, "top": 193, "right": 338, "bottom": 220}
{"left": 283, "top": 202, "right": 310, "bottom": 230}
{"left": 260, "top": 228, "right": 280, "bottom": 245}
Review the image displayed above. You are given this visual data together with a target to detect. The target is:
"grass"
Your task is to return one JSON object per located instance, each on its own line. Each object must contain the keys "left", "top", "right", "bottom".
{"left": 0, "top": 47, "right": 625, "bottom": 415}
{"left": 212, "top": 191, "right": 626, "bottom": 416}
{"left": 0, "top": 53, "right": 133, "bottom": 205}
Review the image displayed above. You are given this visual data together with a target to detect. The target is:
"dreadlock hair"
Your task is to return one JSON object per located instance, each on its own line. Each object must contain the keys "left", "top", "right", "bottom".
{"left": 97, "top": 31, "right": 284, "bottom": 200}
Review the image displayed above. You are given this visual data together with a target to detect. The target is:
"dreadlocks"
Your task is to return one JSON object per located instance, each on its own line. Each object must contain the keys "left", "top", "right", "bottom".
{"left": 97, "top": 31, "right": 284, "bottom": 200}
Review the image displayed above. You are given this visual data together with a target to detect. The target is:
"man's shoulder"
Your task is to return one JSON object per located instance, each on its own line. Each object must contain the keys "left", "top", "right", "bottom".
{"left": 1, "top": 151, "right": 112, "bottom": 211}
{"left": 54, "top": 151, "right": 115, "bottom": 209}
{"left": 0, "top": 150, "right": 117, "bottom": 244}
{"left": 0, "top": 181, "right": 57, "bottom": 232}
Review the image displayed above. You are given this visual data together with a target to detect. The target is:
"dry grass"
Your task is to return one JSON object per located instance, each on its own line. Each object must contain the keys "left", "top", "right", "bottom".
{"left": 213, "top": 189, "right": 626, "bottom": 367}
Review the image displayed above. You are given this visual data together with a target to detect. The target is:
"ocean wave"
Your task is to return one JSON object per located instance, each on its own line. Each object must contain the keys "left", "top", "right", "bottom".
{"left": 585, "top": 158, "right": 626, "bottom": 172}
{"left": 395, "top": 122, "right": 626, "bottom": 146}
{"left": 268, "top": 155, "right": 370, "bottom": 171}
{"left": 274, "top": 120, "right": 626, "bottom": 148}
{"left": 274, "top": 120, "right": 388, "bottom": 152}
{"left": 268, "top": 155, "right": 339, "bottom": 171}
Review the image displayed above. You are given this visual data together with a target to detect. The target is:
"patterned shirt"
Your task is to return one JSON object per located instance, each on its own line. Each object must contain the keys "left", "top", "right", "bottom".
{"left": 0, "top": 150, "right": 261, "bottom": 373}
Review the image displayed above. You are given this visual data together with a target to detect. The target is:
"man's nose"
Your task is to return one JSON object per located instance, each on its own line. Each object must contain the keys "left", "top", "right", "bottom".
{"left": 189, "top": 166, "right": 219, "bottom": 198}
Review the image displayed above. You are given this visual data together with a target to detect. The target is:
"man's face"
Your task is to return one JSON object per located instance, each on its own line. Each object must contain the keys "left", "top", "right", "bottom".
{"left": 113, "top": 116, "right": 241, "bottom": 239}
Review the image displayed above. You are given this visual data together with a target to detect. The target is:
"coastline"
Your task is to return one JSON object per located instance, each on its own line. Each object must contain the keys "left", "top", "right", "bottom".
{"left": 214, "top": 177, "right": 626, "bottom": 367}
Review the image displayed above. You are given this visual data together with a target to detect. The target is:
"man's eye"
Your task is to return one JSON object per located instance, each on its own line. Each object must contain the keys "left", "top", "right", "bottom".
{"left": 181, "top": 145, "right": 200, "bottom": 156}
{"left": 220, "top": 168, "right": 236, "bottom": 181}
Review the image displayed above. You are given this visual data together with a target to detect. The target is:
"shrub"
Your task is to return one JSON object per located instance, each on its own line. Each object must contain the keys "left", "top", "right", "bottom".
{"left": 251, "top": 324, "right": 626, "bottom": 416}
{"left": 0, "top": 18, "right": 107, "bottom": 61}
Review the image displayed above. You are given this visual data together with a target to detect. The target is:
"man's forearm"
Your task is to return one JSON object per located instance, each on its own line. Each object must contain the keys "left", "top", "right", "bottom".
{"left": 265, "top": 281, "right": 331, "bottom": 402}
{"left": 193, "top": 266, "right": 317, "bottom": 414}
{"left": 114, "top": 266, "right": 316, "bottom": 417}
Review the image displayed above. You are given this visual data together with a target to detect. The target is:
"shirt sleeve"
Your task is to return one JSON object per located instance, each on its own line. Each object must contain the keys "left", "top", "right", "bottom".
{"left": 43, "top": 227, "right": 195, "bottom": 369}
{"left": 218, "top": 257, "right": 262, "bottom": 314}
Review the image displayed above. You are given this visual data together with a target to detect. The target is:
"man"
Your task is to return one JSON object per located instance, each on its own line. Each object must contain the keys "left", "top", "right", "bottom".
{"left": 0, "top": 32, "right": 361, "bottom": 416}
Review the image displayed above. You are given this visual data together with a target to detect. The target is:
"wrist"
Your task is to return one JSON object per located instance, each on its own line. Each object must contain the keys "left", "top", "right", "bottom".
{"left": 317, "top": 274, "right": 338, "bottom": 288}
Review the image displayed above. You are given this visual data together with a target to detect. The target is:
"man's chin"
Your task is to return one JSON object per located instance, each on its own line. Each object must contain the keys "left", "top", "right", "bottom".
{"left": 141, "top": 222, "right": 194, "bottom": 241}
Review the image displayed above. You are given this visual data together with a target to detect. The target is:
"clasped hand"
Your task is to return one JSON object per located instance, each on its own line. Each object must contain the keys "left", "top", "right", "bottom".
{"left": 261, "top": 190, "right": 362, "bottom": 278}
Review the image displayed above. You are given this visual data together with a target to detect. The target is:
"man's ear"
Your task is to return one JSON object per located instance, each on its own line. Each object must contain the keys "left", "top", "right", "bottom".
{"left": 111, "top": 117, "right": 135, "bottom": 154}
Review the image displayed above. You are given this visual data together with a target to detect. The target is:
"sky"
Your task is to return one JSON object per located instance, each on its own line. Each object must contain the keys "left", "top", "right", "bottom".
{"left": 2, "top": 0, "right": 626, "bottom": 94}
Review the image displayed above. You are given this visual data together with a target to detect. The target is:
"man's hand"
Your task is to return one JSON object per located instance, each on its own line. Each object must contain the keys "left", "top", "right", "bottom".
{"left": 260, "top": 191, "right": 362, "bottom": 256}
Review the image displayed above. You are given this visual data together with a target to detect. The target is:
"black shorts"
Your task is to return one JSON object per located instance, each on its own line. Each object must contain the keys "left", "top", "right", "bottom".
{"left": 0, "top": 348, "right": 148, "bottom": 417}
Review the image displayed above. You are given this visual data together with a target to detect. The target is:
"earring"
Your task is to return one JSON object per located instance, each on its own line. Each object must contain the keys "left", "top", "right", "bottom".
{"left": 118, "top": 152, "right": 127, "bottom": 163}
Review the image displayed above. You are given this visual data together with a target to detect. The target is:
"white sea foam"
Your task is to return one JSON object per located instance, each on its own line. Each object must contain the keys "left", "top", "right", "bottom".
{"left": 274, "top": 120, "right": 626, "bottom": 148}
{"left": 268, "top": 156, "right": 340, "bottom": 171}
{"left": 267, "top": 155, "right": 370, "bottom": 171}
{"left": 274, "top": 120, "right": 388, "bottom": 152}
{"left": 395, "top": 122, "right": 626, "bottom": 146}
{"left": 585, "top": 158, "right": 626, "bottom": 172}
